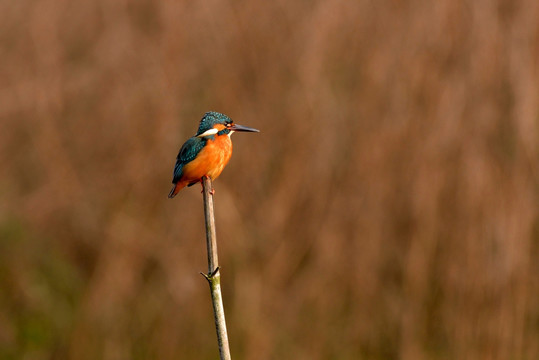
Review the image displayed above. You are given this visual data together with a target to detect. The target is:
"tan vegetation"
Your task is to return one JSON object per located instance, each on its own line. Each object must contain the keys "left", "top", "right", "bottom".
{"left": 0, "top": 0, "right": 538, "bottom": 359}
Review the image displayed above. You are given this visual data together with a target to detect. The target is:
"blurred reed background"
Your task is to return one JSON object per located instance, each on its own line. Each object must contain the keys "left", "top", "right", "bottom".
{"left": 0, "top": 0, "right": 538, "bottom": 359}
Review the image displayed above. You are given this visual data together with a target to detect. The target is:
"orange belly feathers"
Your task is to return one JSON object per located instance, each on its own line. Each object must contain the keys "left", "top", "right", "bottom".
{"left": 172, "top": 135, "right": 232, "bottom": 194}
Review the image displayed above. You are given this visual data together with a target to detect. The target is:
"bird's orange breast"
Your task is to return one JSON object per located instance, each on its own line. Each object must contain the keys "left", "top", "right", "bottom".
{"left": 181, "top": 135, "right": 233, "bottom": 182}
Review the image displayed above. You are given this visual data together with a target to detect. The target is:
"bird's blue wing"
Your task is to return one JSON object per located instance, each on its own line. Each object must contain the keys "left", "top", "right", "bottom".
{"left": 172, "top": 137, "right": 206, "bottom": 183}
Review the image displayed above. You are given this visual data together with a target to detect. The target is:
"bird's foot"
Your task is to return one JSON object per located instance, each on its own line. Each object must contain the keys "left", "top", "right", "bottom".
{"left": 199, "top": 176, "right": 215, "bottom": 195}
{"left": 202, "top": 187, "right": 215, "bottom": 195}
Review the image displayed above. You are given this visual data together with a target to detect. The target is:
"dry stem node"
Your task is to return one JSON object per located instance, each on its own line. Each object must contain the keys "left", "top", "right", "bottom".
{"left": 200, "top": 266, "right": 221, "bottom": 283}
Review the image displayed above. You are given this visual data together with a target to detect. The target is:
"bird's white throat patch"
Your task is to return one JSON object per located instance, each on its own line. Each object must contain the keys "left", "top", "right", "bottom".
{"left": 196, "top": 128, "right": 219, "bottom": 137}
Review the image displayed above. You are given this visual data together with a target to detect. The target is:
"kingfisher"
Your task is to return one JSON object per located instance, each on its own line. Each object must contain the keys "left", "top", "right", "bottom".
{"left": 168, "top": 111, "right": 259, "bottom": 198}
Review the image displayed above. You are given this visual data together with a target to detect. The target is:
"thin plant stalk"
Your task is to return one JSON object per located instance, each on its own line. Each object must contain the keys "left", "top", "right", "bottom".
{"left": 201, "top": 176, "right": 232, "bottom": 360}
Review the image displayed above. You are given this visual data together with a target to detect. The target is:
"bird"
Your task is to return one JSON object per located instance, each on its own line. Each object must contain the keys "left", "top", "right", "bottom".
{"left": 168, "top": 111, "right": 259, "bottom": 198}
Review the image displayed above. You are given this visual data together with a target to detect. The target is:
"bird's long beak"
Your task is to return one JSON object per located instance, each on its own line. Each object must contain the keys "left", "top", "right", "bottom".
{"left": 229, "top": 123, "right": 260, "bottom": 133}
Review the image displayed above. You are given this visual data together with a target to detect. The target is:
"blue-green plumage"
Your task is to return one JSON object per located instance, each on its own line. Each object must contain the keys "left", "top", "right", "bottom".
{"left": 197, "top": 112, "right": 233, "bottom": 135}
{"left": 172, "top": 137, "right": 206, "bottom": 185}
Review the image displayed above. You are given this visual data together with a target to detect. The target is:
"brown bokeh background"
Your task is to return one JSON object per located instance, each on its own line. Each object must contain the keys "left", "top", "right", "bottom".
{"left": 1, "top": 1, "right": 539, "bottom": 359}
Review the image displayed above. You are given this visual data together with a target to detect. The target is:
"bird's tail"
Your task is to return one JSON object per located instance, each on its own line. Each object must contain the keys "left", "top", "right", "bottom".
{"left": 168, "top": 183, "right": 181, "bottom": 198}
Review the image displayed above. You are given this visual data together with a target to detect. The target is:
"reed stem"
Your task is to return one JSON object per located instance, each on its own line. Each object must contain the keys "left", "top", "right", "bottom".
{"left": 201, "top": 176, "right": 232, "bottom": 360}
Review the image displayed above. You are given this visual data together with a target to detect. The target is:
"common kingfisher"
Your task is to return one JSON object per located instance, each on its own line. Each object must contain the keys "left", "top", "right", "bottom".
{"left": 168, "top": 111, "right": 259, "bottom": 198}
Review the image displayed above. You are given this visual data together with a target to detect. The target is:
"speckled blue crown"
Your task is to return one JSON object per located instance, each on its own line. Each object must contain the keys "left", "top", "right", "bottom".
{"left": 196, "top": 112, "right": 232, "bottom": 135}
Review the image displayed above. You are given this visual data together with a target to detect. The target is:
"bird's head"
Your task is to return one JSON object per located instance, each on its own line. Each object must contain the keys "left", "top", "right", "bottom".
{"left": 196, "top": 111, "right": 259, "bottom": 138}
